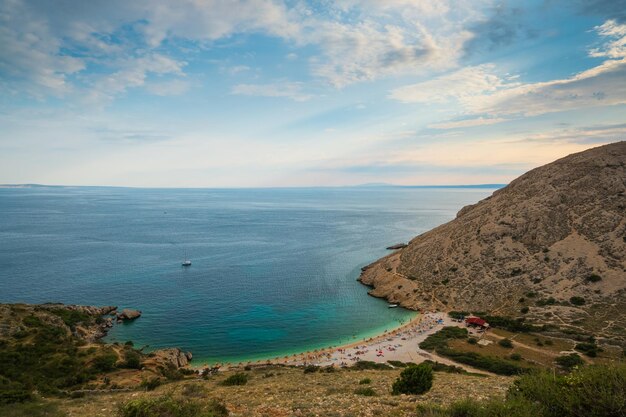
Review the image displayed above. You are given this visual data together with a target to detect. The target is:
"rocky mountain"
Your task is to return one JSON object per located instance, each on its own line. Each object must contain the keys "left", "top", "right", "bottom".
{"left": 359, "top": 142, "right": 626, "bottom": 343}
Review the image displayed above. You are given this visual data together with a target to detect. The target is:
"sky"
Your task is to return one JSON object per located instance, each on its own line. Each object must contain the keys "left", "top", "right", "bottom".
{"left": 0, "top": 0, "right": 625, "bottom": 187}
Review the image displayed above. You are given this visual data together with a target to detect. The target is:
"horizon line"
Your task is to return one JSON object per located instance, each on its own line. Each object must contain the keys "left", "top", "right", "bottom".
{"left": 0, "top": 183, "right": 508, "bottom": 190}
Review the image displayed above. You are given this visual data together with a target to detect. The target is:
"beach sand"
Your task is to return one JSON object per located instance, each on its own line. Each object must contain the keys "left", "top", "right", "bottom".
{"left": 212, "top": 312, "right": 482, "bottom": 373}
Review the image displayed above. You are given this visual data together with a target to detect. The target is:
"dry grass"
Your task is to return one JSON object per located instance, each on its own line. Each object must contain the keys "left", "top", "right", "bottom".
{"left": 56, "top": 366, "right": 512, "bottom": 417}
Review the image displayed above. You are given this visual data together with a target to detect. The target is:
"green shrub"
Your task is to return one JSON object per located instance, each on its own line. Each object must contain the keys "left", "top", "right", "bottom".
{"left": 48, "top": 309, "right": 92, "bottom": 329}
{"left": 303, "top": 365, "right": 319, "bottom": 374}
{"left": 140, "top": 378, "right": 162, "bottom": 391}
{"left": 220, "top": 373, "right": 248, "bottom": 386}
{"left": 118, "top": 395, "right": 227, "bottom": 417}
{"left": 536, "top": 298, "right": 556, "bottom": 307}
{"left": 498, "top": 339, "right": 514, "bottom": 348}
{"left": 510, "top": 353, "right": 522, "bottom": 361}
{"left": 483, "top": 316, "right": 540, "bottom": 333}
{"left": 419, "top": 327, "right": 468, "bottom": 351}
{"left": 352, "top": 361, "right": 392, "bottom": 370}
{"left": 354, "top": 387, "right": 376, "bottom": 396}
{"left": 0, "top": 401, "right": 66, "bottom": 417}
{"left": 387, "top": 360, "right": 408, "bottom": 367}
{"left": 585, "top": 274, "right": 602, "bottom": 283}
{"left": 359, "top": 378, "right": 371, "bottom": 385}
{"left": 513, "top": 364, "right": 626, "bottom": 417}
{"left": 448, "top": 311, "right": 470, "bottom": 320}
{"left": 520, "top": 306, "right": 529, "bottom": 314}
{"left": 575, "top": 342, "right": 601, "bottom": 357}
{"left": 436, "top": 349, "right": 525, "bottom": 376}
{"left": 467, "top": 337, "right": 478, "bottom": 345}
{"left": 391, "top": 363, "right": 433, "bottom": 395}
{"left": 91, "top": 352, "right": 118, "bottom": 372}
{"left": 422, "top": 360, "right": 467, "bottom": 375}
{"left": 555, "top": 354, "right": 584, "bottom": 370}
{"left": 121, "top": 350, "right": 143, "bottom": 369}
{"left": 414, "top": 364, "right": 626, "bottom": 417}
{"left": 569, "top": 296, "right": 586, "bottom": 306}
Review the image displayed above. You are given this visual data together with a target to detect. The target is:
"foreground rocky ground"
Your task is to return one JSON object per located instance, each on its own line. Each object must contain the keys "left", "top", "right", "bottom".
{"left": 41, "top": 366, "right": 513, "bottom": 417}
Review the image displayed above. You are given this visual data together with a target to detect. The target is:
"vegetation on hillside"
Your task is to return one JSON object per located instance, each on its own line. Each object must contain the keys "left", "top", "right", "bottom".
{"left": 0, "top": 306, "right": 147, "bottom": 404}
{"left": 416, "top": 363, "right": 626, "bottom": 417}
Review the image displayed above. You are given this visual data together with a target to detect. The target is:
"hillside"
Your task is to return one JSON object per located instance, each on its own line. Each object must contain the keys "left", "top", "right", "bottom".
{"left": 360, "top": 142, "right": 626, "bottom": 344}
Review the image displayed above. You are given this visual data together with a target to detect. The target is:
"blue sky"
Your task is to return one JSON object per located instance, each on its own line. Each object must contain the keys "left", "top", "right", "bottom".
{"left": 0, "top": 0, "right": 625, "bottom": 187}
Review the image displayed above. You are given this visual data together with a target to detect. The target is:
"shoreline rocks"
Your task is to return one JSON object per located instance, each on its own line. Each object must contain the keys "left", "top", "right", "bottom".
{"left": 386, "top": 243, "right": 408, "bottom": 250}
{"left": 153, "top": 348, "right": 193, "bottom": 368}
{"left": 117, "top": 308, "right": 142, "bottom": 322}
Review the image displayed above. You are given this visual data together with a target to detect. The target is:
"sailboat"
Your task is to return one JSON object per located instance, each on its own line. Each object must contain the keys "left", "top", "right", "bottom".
{"left": 182, "top": 251, "right": 191, "bottom": 267}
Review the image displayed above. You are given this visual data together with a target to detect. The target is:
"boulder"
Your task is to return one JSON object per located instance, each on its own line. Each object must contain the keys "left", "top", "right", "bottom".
{"left": 117, "top": 309, "right": 142, "bottom": 321}
{"left": 153, "top": 348, "right": 193, "bottom": 368}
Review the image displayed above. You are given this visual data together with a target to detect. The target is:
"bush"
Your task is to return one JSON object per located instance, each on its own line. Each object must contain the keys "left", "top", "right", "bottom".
{"left": 118, "top": 395, "right": 227, "bottom": 417}
{"left": 391, "top": 363, "right": 433, "bottom": 395}
{"left": 90, "top": 352, "right": 118, "bottom": 372}
{"left": 437, "top": 349, "right": 525, "bottom": 376}
{"left": 484, "top": 316, "right": 540, "bottom": 333}
{"left": 510, "top": 353, "right": 522, "bottom": 361}
{"left": 0, "top": 401, "right": 66, "bottom": 417}
{"left": 448, "top": 311, "right": 470, "bottom": 320}
{"left": 181, "top": 383, "right": 206, "bottom": 398}
{"left": 303, "top": 365, "right": 319, "bottom": 374}
{"left": 513, "top": 364, "right": 626, "bottom": 417}
{"left": 585, "top": 274, "right": 602, "bottom": 283}
{"left": 354, "top": 387, "right": 376, "bottom": 396}
{"left": 121, "top": 350, "right": 143, "bottom": 369}
{"left": 419, "top": 327, "right": 468, "bottom": 351}
{"left": 498, "top": 339, "right": 514, "bottom": 348}
{"left": 569, "top": 296, "right": 586, "bottom": 306}
{"left": 467, "top": 337, "right": 478, "bottom": 345}
{"left": 414, "top": 364, "right": 626, "bottom": 417}
{"left": 575, "top": 342, "right": 601, "bottom": 357}
{"left": 555, "top": 354, "right": 584, "bottom": 371}
{"left": 359, "top": 378, "right": 371, "bottom": 385}
{"left": 520, "top": 306, "right": 529, "bottom": 314}
{"left": 220, "top": 373, "right": 248, "bottom": 386}
{"left": 352, "top": 361, "right": 392, "bottom": 370}
{"left": 388, "top": 360, "right": 408, "bottom": 367}
{"left": 140, "top": 378, "right": 162, "bottom": 391}
{"left": 422, "top": 360, "right": 467, "bottom": 375}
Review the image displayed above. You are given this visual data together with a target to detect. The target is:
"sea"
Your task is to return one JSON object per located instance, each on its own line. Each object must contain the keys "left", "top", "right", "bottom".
{"left": 0, "top": 185, "right": 499, "bottom": 364}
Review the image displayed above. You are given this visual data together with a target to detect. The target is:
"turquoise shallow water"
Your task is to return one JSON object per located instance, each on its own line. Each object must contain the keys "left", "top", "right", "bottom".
{"left": 0, "top": 186, "right": 497, "bottom": 364}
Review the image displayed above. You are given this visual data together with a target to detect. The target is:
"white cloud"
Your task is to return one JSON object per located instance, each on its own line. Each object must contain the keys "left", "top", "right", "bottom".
{"left": 392, "top": 20, "right": 626, "bottom": 125}
{"left": 389, "top": 64, "right": 512, "bottom": 103}
{"left": 428, "top": 117, "right": 508, "bottom": 129}
{"left": 231, "top": 82, "right": 312, "bottom": 101}
{"left": 0, "top": 0, "right": 494, "bottom": 99}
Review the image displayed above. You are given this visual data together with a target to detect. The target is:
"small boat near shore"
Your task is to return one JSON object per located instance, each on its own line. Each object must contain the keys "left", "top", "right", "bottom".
{"left": 388, "top": 304, "right": 398, "bottom": 308}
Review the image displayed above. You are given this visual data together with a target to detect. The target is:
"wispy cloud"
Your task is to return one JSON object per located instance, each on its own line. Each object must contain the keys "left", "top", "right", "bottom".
{"left": 231, "top": 82, "right": 313, "bottom": 101}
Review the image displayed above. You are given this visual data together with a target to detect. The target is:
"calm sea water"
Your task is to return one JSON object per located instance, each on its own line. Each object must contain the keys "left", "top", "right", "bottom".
{"left": 0, "top": 186, "right": 496, "bottom": 364}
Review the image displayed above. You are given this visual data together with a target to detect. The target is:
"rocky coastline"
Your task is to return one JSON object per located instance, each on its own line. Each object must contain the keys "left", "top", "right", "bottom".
{"left": 357, "top": 142, "right": 626, "bottom": 344}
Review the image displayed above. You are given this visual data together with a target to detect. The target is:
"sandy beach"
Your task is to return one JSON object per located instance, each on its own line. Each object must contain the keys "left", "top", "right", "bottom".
{"left": 212, "top": 312, "right": 480, "bottom": 372}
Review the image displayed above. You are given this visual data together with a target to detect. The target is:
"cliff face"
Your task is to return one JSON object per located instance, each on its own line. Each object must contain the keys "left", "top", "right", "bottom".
{"left": 360, "top": 142, "right": 626, "bottom": 342}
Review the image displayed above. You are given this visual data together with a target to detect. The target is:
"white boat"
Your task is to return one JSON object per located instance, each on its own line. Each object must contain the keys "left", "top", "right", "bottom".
{"left": 182, "top": 251, "right": 191, "bottom": 267}
{"left": 388, "top": 304, "right": 398, "bottom": 308}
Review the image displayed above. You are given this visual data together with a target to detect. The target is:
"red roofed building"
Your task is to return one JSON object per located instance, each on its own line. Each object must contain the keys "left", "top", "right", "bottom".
{"left": 465, "top": 316, "right": 489, "bottom": 328}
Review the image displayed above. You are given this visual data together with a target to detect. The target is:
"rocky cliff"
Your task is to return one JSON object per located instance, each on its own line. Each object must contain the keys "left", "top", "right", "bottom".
{"left": 359, "top": 142, "right": 626, "bottom": 342}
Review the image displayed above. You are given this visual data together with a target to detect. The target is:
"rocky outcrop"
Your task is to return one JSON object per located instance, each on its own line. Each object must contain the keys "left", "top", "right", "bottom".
{"left": 387, "top": 243, "right": 408, "bottom": 250}
{"left": 1, "top": 303, "right": 119, "bottom": 342}
{"left": 360, "top": 142, "right": 626, "bottom": 342}
{"left": 153, "top": 348, "right": 193, "bottom": 368}
{"left": 117, "top": 309, "right": 142, "bottom": 321}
